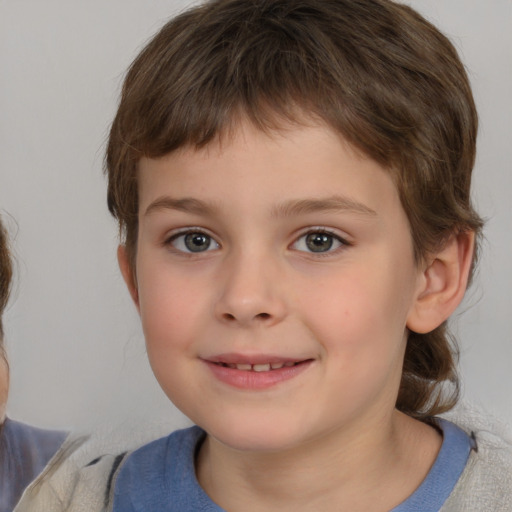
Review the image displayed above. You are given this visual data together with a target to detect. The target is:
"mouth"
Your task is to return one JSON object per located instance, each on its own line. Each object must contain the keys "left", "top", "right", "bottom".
{"left": 214, "top": 361, "right": 304, "bottom": 372}
{"left": 203, "top": 356, "right": 314, "bottom": 389}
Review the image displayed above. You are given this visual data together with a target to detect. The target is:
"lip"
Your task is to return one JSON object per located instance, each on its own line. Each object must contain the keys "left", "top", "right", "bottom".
{"left": 202, "top": 354, "right": 314, "bottom": 390}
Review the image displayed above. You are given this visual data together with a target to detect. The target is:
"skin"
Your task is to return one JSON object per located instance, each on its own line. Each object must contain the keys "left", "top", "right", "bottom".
{"left": 0, "top": 355, "right": 7, "bottom": 422}
{"left": 119, "top": 120, "right": 474, "bottom": 511}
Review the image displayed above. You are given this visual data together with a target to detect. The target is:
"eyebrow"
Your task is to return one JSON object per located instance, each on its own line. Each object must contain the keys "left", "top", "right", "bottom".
{"left": 144, "top": 197, "right": 218, "bottom": 217}
{"left": 271, "top": 196, "right": 377, "bottom": 218}
{"left": 144, "top": 195, "right": 377, "bottom": 218}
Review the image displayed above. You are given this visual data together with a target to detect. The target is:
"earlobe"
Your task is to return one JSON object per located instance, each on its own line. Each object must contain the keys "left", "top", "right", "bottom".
{"left": 407, "top": 231, "right": 475, "bottom": 334}
{"left": 117, "top": 245, "right": 140, "bottom": 311}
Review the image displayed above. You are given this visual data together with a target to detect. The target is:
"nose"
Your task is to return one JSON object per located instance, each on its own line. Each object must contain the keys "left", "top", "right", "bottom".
{"left": 214, "top": 250, "right": 287, "bottom": 327}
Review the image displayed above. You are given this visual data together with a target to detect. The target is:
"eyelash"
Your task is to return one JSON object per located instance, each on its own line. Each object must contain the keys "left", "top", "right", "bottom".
{"left": 163, "top": 227, "right": 350, "bottom": 256}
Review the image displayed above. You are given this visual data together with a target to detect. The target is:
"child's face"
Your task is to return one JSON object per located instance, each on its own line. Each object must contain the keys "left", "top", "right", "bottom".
{"left": 125, "top": 120, "right": 426, "bottom": 452}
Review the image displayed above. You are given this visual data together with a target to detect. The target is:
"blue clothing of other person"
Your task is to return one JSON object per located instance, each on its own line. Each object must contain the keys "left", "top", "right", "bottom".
{"left": 0, "top": 418, "right": 67, "bottom": 512}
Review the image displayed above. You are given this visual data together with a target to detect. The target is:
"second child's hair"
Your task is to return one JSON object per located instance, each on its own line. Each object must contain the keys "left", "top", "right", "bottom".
{"left": 0, "top": 218, "right": 12, "bottom": 346}
{"left": 106, "top": 0, "right": 484, "bottom": 419}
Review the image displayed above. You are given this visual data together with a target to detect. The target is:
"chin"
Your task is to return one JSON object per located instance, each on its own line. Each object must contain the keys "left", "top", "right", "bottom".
{"left": 213, "top": 430, "right": 301, "bottom": 453}
{"left": 197, "top": 413, "right": 314, "bottom": 453}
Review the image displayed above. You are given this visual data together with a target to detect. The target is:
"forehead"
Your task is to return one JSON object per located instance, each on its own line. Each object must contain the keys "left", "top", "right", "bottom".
{"left": 141, "top": 121, "right": 395, "bottom": 197}
{"left": 136, "top": 120, "right": 407, "bottom": 235}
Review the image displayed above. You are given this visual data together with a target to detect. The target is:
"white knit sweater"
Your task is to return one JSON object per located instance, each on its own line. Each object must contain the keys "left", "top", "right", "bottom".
{"left": 440, "top": 404, "right": 512, "bottom": 511}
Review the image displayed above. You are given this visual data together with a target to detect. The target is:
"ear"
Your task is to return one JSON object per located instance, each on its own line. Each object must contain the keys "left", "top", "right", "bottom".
{"left": 117, "top": 245, "right": 140, "bottom": 311}
{"left": 407, "top": 231, "right": 475, "bottom": 334}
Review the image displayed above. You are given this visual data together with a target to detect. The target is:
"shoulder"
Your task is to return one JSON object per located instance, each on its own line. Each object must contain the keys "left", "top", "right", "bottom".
{"left": 13, "top": 432, "right": 114, "bottom": 512}
{"left": 2, "top": 417, "right": 68, "bottom": 457}
{"left": 120, "top": 424, "right": 204, "bottom": 465}
{"left": 14, "top": 420, "right": 178, "bottom": 512}
{"left": 1, "top": 418, "right": 68, "bottom": 512}
{"left": 111, "top": 426, "right": 206, "bottom": 511}
{"left": 440, "top": 403, "right": 512, "bottom": 511}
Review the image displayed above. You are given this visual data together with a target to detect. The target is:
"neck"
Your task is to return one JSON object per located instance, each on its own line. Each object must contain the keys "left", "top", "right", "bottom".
{"left": 196, "top": 410, "right": 441, "bottom": 512}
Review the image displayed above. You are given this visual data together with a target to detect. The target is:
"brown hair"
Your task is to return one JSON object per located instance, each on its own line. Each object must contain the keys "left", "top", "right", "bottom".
{"left": 106, "top": 0, "right": 483, "bottom": 419}
{"left": 0, "top": 217, "right": 12, "bottom": 348}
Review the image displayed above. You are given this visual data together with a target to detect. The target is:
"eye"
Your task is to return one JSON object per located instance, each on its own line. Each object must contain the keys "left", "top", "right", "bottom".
{"left": 292, "top": 230, "right": 347, "bottom": 254}
{"left": 167, "top": 230, "right": 219, "bottom": 253}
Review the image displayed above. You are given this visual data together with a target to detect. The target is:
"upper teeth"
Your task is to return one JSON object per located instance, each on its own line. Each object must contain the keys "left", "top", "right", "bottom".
{"left": 222, "top": 362, "right": 295, "bottom": 371}
{"left": 253, "top": 363, "right": 271, "bottom": 372}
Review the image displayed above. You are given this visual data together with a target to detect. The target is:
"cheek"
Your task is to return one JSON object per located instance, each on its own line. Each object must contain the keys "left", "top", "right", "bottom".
{"left": 136, "top": 269, "right": 204, "bottom": 408}
{"left": 299, "top": 272, "right": 392, "bottom": 333}
{"left": 136, "top": 264, "right": 205, "bottom": 356}
{"left": 298, "top": 271, "right": 409, "bottom": 367}
{"left": 306, "top": 278, "right": 410, "bottom": 414}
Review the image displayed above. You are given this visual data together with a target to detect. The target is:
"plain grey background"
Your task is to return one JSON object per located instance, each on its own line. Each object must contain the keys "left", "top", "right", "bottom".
{"left": 0, "top": 0, "right": 510, "bottom": 432}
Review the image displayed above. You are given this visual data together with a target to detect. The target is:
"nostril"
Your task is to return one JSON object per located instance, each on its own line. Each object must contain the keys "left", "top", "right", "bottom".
{"left": 219, "top": 311, "right": 273, "bottom": 323}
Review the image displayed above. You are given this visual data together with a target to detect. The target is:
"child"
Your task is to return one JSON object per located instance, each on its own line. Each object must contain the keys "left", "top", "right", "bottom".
{"left": 15, "top": 0, "right": 512, "bottom": 510}
{"left": 0, "top": 217, "right": 68, "bottom": 512}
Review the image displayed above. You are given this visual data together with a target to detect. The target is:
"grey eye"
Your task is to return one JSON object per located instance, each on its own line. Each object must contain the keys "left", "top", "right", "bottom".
{"left": 305, "top": 233, "right": 334, "bottom": 252}
{"left": 292, "top": 231, "right": 345, "bottom": 254}
{"left": 184, "top": 233, "right": 212, "bottom": 252}
{"left": 170, "top": 231, "right": 219, "bottom": 253}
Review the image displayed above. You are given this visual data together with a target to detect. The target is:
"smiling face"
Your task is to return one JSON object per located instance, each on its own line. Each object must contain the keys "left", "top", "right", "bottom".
{"left": 121, "top": 120, "right": 426, "bottom": 452}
